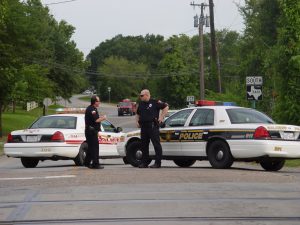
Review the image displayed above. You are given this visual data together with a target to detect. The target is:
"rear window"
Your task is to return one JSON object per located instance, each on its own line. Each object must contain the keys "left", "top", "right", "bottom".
{"left": 30, "top": 116, "right": 77, "bottom": 129}
{"left": 226, "top": 108, "right": 274, "bottom": 124}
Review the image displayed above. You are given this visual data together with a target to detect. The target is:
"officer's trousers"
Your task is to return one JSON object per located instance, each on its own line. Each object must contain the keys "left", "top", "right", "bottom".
{"left": 84, "top": 130, "right": 100, "bottom": 166}
{"left": 140, "top": 125, "right": 162, "bottom": 164}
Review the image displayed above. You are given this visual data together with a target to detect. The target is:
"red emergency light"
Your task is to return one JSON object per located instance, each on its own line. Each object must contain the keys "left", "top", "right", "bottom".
{"left": 196, "top": 100, "right": 217, "bottom": 106}
{"left": 195, "top": 100, "right": 236, "bottom": 106}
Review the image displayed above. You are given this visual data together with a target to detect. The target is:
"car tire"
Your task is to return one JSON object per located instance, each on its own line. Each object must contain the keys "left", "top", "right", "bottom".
{"left": 173, "top": 159, "right": 196, "bottom": 167}
{"left": 260, "top": 159, "right": 285, "bottom": 171}
{"left": 126, "top": 141, "right": 152, "bottom": 167}
{"left": 122, "top": 157, "right": 129, "bottom": 164}
{"left": 21, "top": 157, "right": 39, "bottom": 168}
{"left": 74, "top": 142, "right": 88, "bottom": 166}
{"left": 207, "top": 140, "right": 234, "bottom": 169}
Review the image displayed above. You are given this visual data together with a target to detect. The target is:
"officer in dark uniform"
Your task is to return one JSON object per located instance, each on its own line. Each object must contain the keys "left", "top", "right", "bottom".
{"left": 136, "top": 89, "right": 169, "bottom": 168}
{"left": 84, "top": 95, "right": 107, "bottom": 169}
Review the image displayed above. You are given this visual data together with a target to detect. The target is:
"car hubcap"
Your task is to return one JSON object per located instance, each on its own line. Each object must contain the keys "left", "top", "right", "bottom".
{"left": 216, "top": 150, "right": 224, "bottom": 160}
{"left": 135, "top": 150, "right": 143, "bottom": 159}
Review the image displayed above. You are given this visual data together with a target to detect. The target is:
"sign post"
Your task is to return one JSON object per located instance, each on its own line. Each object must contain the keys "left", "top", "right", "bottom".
{"left": 246, "top": 76, "right": 263, "bottom": 108}
{"left": 108, "top": 87, "right": 111, "bottom": 104}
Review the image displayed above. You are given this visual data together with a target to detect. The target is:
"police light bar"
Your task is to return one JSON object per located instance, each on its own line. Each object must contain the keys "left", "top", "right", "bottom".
{"left": 56, "top": 108, "right": 86, "bottom": 114}
{"left": 196, "top": 100, "right": 236, "bottom": 106}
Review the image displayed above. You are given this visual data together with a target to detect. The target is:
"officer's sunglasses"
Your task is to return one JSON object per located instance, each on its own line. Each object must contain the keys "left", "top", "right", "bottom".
{"left": 140, "top": 94, "right": 144, "bottom": 97}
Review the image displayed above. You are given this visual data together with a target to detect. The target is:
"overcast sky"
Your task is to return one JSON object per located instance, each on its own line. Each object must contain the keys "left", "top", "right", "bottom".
{"left": 41, "top": 0, "right": 245, "bottom": 57}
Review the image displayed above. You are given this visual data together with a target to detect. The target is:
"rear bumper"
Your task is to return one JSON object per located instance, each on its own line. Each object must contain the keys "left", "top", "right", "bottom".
{"left": 229, "top": 140, "right": 300, "bottom": 159}
{"left": 4, "top": 143, "right": 79, "bottom": 158}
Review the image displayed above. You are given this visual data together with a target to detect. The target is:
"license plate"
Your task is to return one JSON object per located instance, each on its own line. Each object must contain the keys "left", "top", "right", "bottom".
{"left": 26, "top": 136, "right": 38, "bottom": 142}
{"left": 282, "top": 132, "right": 294, "bottom": 140}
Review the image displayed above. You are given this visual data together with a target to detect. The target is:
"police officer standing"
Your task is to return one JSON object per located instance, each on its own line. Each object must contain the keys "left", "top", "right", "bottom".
{"left": 84, "top": 95, "right": 106, "bottom": 169}
{"left": 136, "top": 89, "right": 169, "bottom": 168}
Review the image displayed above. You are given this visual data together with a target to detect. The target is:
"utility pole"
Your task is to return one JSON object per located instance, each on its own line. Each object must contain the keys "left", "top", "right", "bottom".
{"left": 191, "top": 1, "right": 209, "bottom": 100}
{"left": 209, "top": 0, "right": 222, "bottom": 93}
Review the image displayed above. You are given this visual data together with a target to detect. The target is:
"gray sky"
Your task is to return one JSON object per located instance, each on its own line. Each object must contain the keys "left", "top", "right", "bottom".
{"left": 41, "top": 0, "right": 245, "bottom": 56}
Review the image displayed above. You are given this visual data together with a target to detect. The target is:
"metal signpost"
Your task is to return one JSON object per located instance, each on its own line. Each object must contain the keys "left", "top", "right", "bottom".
{"left": 108, "top": 87, "right": 111, "bottom": 104}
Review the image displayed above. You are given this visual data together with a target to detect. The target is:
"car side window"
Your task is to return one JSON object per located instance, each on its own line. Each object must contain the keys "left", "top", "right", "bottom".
{"left": 165, "top": 109, "right": 193, "bottom": 127}
{"left": 101, "top": 120, "right": 116, "bottom": 132}
{"left": 189, "top": 109, "right": 214, "bottom": 126}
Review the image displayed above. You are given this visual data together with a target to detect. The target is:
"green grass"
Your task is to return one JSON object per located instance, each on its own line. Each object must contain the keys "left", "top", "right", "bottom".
{"left": 78, "top": 96, "right": 90, "bottom": 102}
{"left": 285, "top": 159, "right": 300, "bottom": 167}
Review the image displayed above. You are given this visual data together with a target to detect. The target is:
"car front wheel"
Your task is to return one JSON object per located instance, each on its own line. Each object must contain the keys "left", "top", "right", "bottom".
{"left": 173, "top": 159, "right": 196, "bottom": 167}
{"left": 126, "top": 141, "right": 151, "bottom": 167}
{"left": 21, "top": 157, "right": 39, "bottom": 168}
{"left": 207, "top": 140, "right": 234, "bottom": 169}
{"left": 260, "top": 159, "right": 285, "bottom": 171}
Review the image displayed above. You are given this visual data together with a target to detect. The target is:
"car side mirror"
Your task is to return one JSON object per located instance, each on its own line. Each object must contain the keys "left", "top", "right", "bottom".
{"left": 159, "top": 122, "right": 166, "bottom": 128}
{"left": 116, "top": 127, "right": 123, "bottom": 133}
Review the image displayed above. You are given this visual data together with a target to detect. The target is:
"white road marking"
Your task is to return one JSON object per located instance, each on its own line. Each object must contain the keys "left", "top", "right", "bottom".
{"left": 0, "top": 175, "right": 76, "bottom": 181}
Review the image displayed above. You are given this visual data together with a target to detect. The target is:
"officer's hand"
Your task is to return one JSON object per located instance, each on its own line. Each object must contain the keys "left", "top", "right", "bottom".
{"left": 158, "top": 116, "right": 164, "bottom": 123}
{"left": 136, "top": 122, "right": 140, "bottom": 128}
{"left": 99, "top": 115, "right": 107, "bottom": 121}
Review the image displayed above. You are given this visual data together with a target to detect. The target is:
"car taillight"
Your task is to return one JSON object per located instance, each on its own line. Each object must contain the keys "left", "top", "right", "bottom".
{"left": 51, "top": 131, "right": 65, "bottom": 142}
{"left": 254, "top": 126, "right": 270, "bottom": 139}
{"left": 7, "top": 133, "right": 13, "bottom": 143}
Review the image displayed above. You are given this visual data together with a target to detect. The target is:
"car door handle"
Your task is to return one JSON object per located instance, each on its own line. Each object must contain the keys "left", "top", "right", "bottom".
{"left": 174, "top": 132, "right": 180, "bottom": 135}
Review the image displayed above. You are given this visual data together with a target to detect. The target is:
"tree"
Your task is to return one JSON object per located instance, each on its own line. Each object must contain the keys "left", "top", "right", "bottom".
{"left": 98, "top": 56, "right": 149, "bottom": 101}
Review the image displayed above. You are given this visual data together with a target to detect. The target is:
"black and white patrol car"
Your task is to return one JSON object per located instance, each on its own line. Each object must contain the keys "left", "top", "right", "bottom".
{"left": 117, "top": 101, "right": 300, "bottom": 171}
{"left": 4, "top": 109, "right": 124, "bottom": 168}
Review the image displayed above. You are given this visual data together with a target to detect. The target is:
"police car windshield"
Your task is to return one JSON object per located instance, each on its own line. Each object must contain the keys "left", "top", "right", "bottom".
{"left": 226, "top": 108, "right": 275, "bottom": 124}
{"left": 30, "top": 116, "right": 77, "bottom": 129}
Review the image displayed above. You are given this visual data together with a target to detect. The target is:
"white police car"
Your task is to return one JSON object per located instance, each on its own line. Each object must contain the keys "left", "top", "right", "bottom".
{"left": 117, "top": 100, "right": 300, "bottom": 171}
{"left": 4, "top": 109, "right": 124, "bottom": 168}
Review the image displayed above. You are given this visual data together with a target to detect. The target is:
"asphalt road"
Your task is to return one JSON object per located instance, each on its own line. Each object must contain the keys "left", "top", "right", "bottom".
{"left": 0, "top": 95, "right": 300, "bottom": 225}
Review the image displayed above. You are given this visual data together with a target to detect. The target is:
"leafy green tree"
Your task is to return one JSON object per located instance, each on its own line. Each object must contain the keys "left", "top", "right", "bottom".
{"left": 98, "top": 56, "right": 149, "bottom": 101}
{"left": 157, "top": 35, "right": 199, "bottom": 108}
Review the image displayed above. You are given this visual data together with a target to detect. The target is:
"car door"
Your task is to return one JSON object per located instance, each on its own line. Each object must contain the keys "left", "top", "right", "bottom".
{"left": 98, "top": 120, "right": 122, "bottom": 157}
{"left": 157, "top": 109, "right": 194, "bottom": 156}
{"left": 181, "top": 108, "right": 214, "bottom": 156}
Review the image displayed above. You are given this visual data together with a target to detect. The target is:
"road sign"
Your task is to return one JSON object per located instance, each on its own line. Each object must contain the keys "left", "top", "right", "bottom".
{"left": 246, "top": 76, "right": 263, "bottom": 85}
{"left": 186, "top": 96, "right": 195, "bottom": 103}
{"left": 43, "top": 98, "right": 52, "bottom": 107}
{"left": 247, "top": 85, "right": 262, "bottom": 101}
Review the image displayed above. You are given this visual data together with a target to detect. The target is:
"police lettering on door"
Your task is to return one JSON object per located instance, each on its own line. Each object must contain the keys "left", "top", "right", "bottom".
{"left": 179, "top": 130, "right": 203, "bottom": 142}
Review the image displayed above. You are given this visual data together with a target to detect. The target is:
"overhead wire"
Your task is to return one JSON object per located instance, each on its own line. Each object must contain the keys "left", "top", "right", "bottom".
{"left": 44, "top": 0, "right": 78, "bottom": 6}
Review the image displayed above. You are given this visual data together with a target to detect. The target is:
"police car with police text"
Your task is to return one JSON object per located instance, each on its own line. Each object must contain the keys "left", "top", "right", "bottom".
{"left": 117, "top": 101, "right": 300, "bottom": 171}
{"left": 4, "top": 108, "right": 124, "bottom": 168}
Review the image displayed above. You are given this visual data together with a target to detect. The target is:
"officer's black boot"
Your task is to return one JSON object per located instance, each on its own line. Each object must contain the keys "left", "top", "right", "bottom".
{"left": 138, "top": 163, "right": 148, "bottom": 168}
{"left": 150, "top": 161, "right": 161, "bottom": 168}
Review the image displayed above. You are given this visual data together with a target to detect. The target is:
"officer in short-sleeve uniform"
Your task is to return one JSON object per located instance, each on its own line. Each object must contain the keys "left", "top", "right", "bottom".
{"left": 85, "top": 96, "right": 106, "bottom": 169}
{"left": 136, "top": 89, "right": 169, "bottom": 168}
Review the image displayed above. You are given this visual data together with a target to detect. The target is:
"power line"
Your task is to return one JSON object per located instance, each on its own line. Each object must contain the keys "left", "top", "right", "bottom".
{"left": 45, "top": 0, "right": 77, "bottom": 6}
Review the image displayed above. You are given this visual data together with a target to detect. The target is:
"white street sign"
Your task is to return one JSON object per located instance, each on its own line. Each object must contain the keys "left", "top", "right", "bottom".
{"left": 246, "top": 76, "right": 263, "bottom": 85}
{"left": 186, "top": 96, "right": 195, "bottom": 102}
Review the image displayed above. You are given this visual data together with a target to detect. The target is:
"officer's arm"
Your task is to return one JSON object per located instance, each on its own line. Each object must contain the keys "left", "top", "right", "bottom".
{"left": 135, "top": 114, "right": 140, "bottom": 128}
{"left": 135, "top": 104, "right": 140, "bottom": 128}
{"left": 159, "top": 105, "right": 169, "bottom": 123}
{"left": 96, "top": 115, "right": 107, "bottom": 123}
